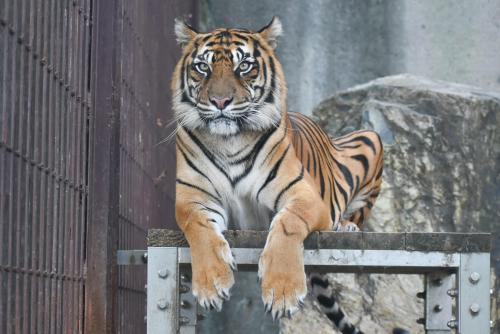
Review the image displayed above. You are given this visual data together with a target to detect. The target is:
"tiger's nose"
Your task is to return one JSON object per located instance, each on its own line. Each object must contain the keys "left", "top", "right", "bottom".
{"left": 209, "top": 96, "right": 233, "bottom": 110}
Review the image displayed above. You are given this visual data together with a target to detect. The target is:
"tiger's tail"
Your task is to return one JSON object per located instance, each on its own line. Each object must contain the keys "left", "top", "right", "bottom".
{"left": 310, "top": 273, "right": 364, "bottom": 334}
{"left": 310, "top": 274, "right": 412, "bottom": 334}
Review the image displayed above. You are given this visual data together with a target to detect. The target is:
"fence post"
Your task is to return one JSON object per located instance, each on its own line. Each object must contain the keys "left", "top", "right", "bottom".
{"left": 84, "top": 0, "right": 122, "bottom": 333}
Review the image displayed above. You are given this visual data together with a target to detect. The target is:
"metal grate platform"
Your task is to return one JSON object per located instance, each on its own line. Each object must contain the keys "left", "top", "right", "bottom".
{"left": 119, "top": 230, "right": 492, "bottom": 333}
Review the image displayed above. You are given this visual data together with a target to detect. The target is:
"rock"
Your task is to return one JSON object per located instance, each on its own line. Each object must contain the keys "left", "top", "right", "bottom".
{"left": 281, "top": 74, "right": 500, "bottom": 333}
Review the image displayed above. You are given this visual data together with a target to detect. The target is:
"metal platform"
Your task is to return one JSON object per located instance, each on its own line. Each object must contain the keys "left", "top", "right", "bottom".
{"left": 119, "top": 230, "right": 492, "bottom": 333}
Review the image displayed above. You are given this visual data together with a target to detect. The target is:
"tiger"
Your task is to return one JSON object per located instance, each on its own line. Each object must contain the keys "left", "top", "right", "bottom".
{"left": 171, "top": 17, "right": 383, "bottom": 332}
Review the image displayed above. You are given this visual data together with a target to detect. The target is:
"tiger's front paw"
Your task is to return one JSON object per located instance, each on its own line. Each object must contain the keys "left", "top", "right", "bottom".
{"left": 258, "top": 242, "right": 307, "bottom": 320}
{"left": 191, "top": 237, "right": 236, "bottom": 311}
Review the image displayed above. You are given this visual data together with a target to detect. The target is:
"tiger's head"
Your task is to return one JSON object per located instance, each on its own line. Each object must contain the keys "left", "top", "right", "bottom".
{"left": 171, "top": 18, "right": 286, "bottom": 136}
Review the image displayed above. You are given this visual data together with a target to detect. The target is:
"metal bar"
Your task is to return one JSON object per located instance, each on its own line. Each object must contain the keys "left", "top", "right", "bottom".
{"left": 457, "top": 253, "right": 491, "bottom": 333}
{"left": 177, "top": 248, "right": 460, "bottom": 273}
{"left": 117, "top": 250, "right": 148, "bottom": 266}
{"left": 147, "top": 247, "right": 179, "bottom": 334}
{"left": 425, "top": 272, "right": 453, "bottom": 333}
{"left": 179, "top": 269, "right": 197, "bottom": 334}
{"left": 84, "top": 0, "right": 120, "bottom": 332}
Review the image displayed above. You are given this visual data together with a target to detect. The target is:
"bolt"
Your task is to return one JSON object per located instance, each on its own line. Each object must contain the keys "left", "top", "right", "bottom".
{"left": 447, "top": 288, "right": 458, "bottom": 297}
{"left": 491, "top": 320, "right": 495, "bottom": 328}
{"left": 180, "top": 300, "right": 191, "bottom": 309}
{"left": 142, "top": 252, "right": 148, "bottom": 263}
{"left": 447, "top": 319, "right": 458, "bottom": 329}
{"left": 469, "top": 272, "right": 480, "bottom": 284}
{"left": 144, "top": 316, "right": 147, "bottom": 323}
{"left": 179, "top": 284, "right": 190, "bottom": 293}
{"left": 433, "top": 278, "right": 443, "bottom": 286}
{"left": 416, "top": 317, "right": 425, "bottom": 325}
{"left": 416, "top": 291, "right": 425, "bottom": 299}
{"left": 490, "top": 289, "right": 494, "bottom": 296}
{"left": 434, "top": 304, "right": 443, "bottom": 312}
{"left": 158, "top": 269, "right": 169, "bottom": 278}
{"left": 179, "top": 316, "right": 190, "bottom": 325}
{"left": 157, "top": 299, "right": 170, "bottom": 310}
{"left": 144, "top": 284, "right": 147, "bottom": 290}
{"left": 469, "top": 303, "right": 480, "bottom": 314}
{"left": 180, "top": 273, "right": 191, "bottom": 282}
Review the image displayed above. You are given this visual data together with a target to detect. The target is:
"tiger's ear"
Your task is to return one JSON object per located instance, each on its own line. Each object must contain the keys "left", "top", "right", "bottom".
{"left": 174, "top": 18, "right": 197, "bottom": 46}
{"left": 258, "top": 17, "right": 282, "bottom": 49}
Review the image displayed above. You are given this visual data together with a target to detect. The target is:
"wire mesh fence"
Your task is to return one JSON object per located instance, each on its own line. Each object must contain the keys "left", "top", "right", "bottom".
{"left": 0, "top": 0, "right": 197, "bottom": 333}
{"left": 0, "top": 0, "right": 92, "bottom": 333}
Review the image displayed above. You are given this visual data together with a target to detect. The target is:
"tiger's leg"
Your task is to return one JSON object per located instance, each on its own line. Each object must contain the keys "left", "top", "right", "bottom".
{"left": 258, "top": 168, "right": 332, "bottom": 319}
{"left": 176, "top": 188, "right": 235, "bottom": 311}
{"left": 349, "top": 170, "right": 382, "bottom": 229}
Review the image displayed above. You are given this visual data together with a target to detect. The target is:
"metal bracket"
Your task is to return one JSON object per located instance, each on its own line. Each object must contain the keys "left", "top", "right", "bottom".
{"left": 179, "top": 271, "right": 197, "bottom": 334}
{"left": 147, "top": 247, "right": 179, "bottom": 334}
{"left": 425, "top": 272, "right": 453, "bottom": 333}
{"left": 117, "top": 249, "right": 147, "bottom": 265}
{"left": 457, "top": 253, "right": 490, "bottom": 334}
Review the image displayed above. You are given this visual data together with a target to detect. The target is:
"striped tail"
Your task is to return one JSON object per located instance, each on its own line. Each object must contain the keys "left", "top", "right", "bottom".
{"left": 310, "top": 273, "right": 364, "bottom": 334}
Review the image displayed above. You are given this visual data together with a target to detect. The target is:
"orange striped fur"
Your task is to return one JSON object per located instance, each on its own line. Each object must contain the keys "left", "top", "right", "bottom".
{"left": 171, "top": 17, "right": 383, "bottom": 319}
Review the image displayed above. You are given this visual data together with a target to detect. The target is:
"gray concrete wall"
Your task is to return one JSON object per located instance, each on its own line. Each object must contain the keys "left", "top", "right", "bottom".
{"left": 200, "top": 0, "right": 500, "bottom": 114}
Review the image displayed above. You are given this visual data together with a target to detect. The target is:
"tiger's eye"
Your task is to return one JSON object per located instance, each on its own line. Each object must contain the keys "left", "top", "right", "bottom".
{"left": 197, "top": 63, "right": 209, "bottom": 72}
{"left": 239, "top": 62, "right": 250, "bottom": 72}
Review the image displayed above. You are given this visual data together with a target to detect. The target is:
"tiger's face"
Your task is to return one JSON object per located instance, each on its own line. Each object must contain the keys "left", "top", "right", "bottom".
{"left": 172, "top": 18, "right": 285, "bottom": 136}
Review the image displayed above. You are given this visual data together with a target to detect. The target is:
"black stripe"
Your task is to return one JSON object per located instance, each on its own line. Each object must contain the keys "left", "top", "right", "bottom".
{"left": 264, "top": 56, "right": 276, "bottom": 104}
{"left": 376, "top": 165, "right": 383, "bottom": 180}
{"left": 336, "top": 162, "right": 354, "bottom": 195}
{"left": 230, "top": 127, "right": 278, "bottom": 186}
{"left": 261, "top": 125, "right": 287, "bottom": 166}
{"left": 178, "top": 145, "right": 222, "bottom": 198}
{"left": 310, "top": 276, "right": 329, "bottom": 289}
{"left": 351, "top": 154, "right": 369, "bottom": 181}
{"left": 317, "top": 295, "right": 336, "bottom": 309}
{"left": 176, "top": 179, "right": 222, "bottom": 205}
{"left": 184, "top": 128, "right": 231, "bottom": 182}
{"left": 339, "top": 135, "right": 376, "bottom": 154}
{"left": 334, "top": 179, "right": 348, "bottom": 208}
{"left": 319, "top": 167, "right": 325, "bottom": 199}
{"left": 190, "top": 201, "right": 225, "bottom": 222}
{"left": 273, "top": 167, "right": 304, "bottom": 212}
{"left": 256, "top": 145, "right": 290, "bottom": 201}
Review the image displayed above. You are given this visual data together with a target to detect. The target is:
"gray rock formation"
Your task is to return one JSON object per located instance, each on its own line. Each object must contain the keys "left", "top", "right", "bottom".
{"left": 281, "top": 74, "right": 500, "bottom": 333}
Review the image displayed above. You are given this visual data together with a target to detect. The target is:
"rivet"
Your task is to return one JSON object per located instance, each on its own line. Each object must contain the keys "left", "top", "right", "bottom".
{"left": 179, "top": 284, "right": 190, "bottom": 293}
{"left": 447, "top": 319, "right": 457, "bottom": 328}
{"left": 433, "top": 278, "right": 443, "bottom": 286}
{"left": 470, "top": 303, "right": 480, "bottom": 314}
{"left": 144, "top": 284, "right": 147, "bottom": 290}
{"left": 142, "top": 252, "right": 148, "bottom": 263}
{"left": 469, "top": 272, "right": 480, "bottom": 284}
{"left": 157, "top": 299, "right": 169, "bottom": 310}
{"left": 158, "top": 269, "right": 169, "bottom": 278}
{"left": 180, "top": 273, "right": 190, "bottom": 282}
{"left": 416, "top": 291, "right": 425, "bottom": 299}
{"left": 179, "top": 316, "right": 190, "bottom": 325}
{"left": 447, "top": 288, "right": 458, "bottom": 297}
{"left": 490, "top": 289, "right": 494, "bottom": 296}
{"left": 144, "top": 316, "right": 147, "bottom": 324}
{"left": 416, "top": 317, "right": 425, "bottom": 325}
{"left": 434, "top": 304, "right": 443, "bottom": 312}
{"left": 180, "top": 300, "right": 191, "bottom": 309}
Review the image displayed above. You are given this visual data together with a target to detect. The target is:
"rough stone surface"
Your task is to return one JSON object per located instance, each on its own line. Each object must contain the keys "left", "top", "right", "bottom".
{"left": 280, "top": 74, "right": 500, "bottom": 334}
